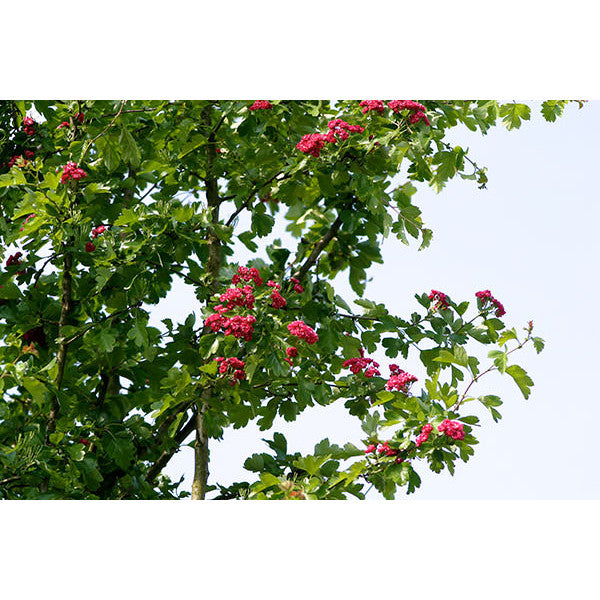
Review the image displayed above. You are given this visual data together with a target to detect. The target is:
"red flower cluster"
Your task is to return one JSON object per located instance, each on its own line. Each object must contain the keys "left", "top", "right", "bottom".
{"left": 377, "top": 441, "right": 399, "bottom": 457}
{"left": 284, "top": 345, "right": 298, "bottom": 366}
{"left": 85, "top": 242, "right": 95, "bottom": 253}
{"left": 223, "top": 314, "right": 257, "bottom": 341}
{"left": 290, "top": 277, "right": 303, "bottom": 293}
{"left": 219, "top": 285, "right": 256, "bottom": 311}
{"left": 232, "top": 265, "right": 262, "bottom": 286}
{"left": 6, "top": 252, "right": 23, "bottom": 267}
{"left": 296, "top": 133, "right": 328, "bottom": 158}
{"left": 415, "top": 423, "right": 433, "bottom": 447}
{"left": 57, "top": 121, "right": 70, "bottom": 129}
{"left": 287, "top": 320, "right": 318, "bottom": 345}
{"left": 359, "top": 100, "right": 385, "bottom": 114}
{"left": 327, "top": 118, "right": 365, "bottom": 141}
{"left": 475, "top": 289, "right": 506, "bottom": 317}
{"left": 438, "top": 419, "right": 465, "bottom": 441}
{"left": 343, "top": 348, "right": 380, "bottom": 377}
{"left": 207, "top": 312, "right": 257, "bottom": 341}
{"left": 296, "top": 119, "right": 365, "bottom": 157}
{"left": 24, "top": 150, "right": 35, "bottom": 160}
{"left": 388, "top": 100, "right": 430, "bottom": 126}
{"left": 76, "top": 112, "right": 85, "bottom": 123}
{"left": 215, "top": 356, "right": 246, "bottom": 385}
{"left": 270, "top": 290, "right": 287, "bottom": 309}
{"left": 23, "top": 116, "right": 35, "bottom": 136}
{"left": 267, "top": 280, "right": 281, "bottom": 290}
{"left": 249, "top": 100, "right": 273, "bottom": 111}
{"left": 20, "top": 213, "right": 35, "bottom": 231}
{"left": 386, "top": 364, "right": 418, "bottom": 392}
{"left": 91, "top": 225, "right": 106, "bottom": 238}
{"left": 60, "top": 161, "right": 87, "bottom": 184}
{"left": 365, "top": 443, "right": 377, "bottom": 454}
{"left": 428, "top": 289, "right": 449, "bottom": 310}
{"left": 205, "top": 266, "right": 263, "bottom": 341}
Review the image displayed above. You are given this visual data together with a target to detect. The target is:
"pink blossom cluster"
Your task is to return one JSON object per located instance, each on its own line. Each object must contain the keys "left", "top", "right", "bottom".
{"left": 284, "top": 346, "right": 298, "bottom": 366}
{"left": 23, "top": 116, "right": 35, "bottom": 136}
{"left": 343, "top": 348, "right": 380, "bottom": 378}
{"left": 377, "top": 441, "right": 399, "bottom": 457}
{"left": 388, "top": 100, "right": 430, "bottom": 126}
{"left": 232, "top": 265, "right": 262, "bottom": 286}
{"left": 215, "top": 356, "right": 246, "bottom": 385}
{"left": 359, "top": 100, "right": 385, "bottom": 114}
{"left": 386, "top": 364, "right": 418, "bottom": 392}
{"left": 249, "top": 100, "right": 273, "bottom": 111}
{"left": 91, "top": 225, "right": 106, "bottom": 238}
{"left": 287, "top": 320, "right": 318, "bottom": 345}
{"left": 415, "top": 423, "right": 433, "bottom": 447}
{"left": 60, "top": 161, "right": 87, "bottom": 184}
{"left": 296, "top": 119, "right": 365, "bottom": 157}
{"left": 475, "top": 289, "right": 506, "bottom": 317}
{"left": 327, "top": 118, "right": 365, "bottom": 141}
{"left": 266, "top": 280, "right": 289, "bottom": 308}
{"left": 206, "top": 310, "right": 257, "bottom": 341}
{"left": 428, "top": 289, "right": 449, "bottom": 310}
{"left": 290, "top": 277, "right": 304, "bottom": 293}
{"left": 296, "top": 133, "right": 328, "bottom": 158}
{"left": 204, "top": 266, "right": 264, "bottom": 342}
{"left": 438, "top": 419, "right": 465, "bottom": 441}
{"left": 222, "top": 314, "right": 257, "bottom": 341}
{"left": 219, "top": 285, "right": 256, "bottom": 311}
{"left": 270, "top": 290, "right": 287, "bottom": 309}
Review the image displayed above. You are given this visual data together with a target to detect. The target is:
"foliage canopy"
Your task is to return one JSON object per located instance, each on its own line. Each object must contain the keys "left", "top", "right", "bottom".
{"left": 0, "top": 99, "right": 572, "bottom": 499}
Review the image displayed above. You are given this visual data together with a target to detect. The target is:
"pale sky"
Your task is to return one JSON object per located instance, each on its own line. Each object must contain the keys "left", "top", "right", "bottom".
{"left": 151, "top": 101, "right": 600, "bottom": 499}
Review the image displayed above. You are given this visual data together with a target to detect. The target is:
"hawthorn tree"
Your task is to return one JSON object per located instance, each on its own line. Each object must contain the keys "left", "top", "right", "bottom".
{"left": 0, "top": 99, "right": 575, "bottom": 499}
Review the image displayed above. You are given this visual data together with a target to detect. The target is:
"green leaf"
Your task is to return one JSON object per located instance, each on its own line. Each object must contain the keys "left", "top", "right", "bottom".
{"left": 488, "top": 350, "right": 508, "bottom": 374}
{"left": 499, "top": 103, "right": 531, "bottom": 130}
{"left": 238, "top": 231, "right": 258, "bottom": 252}
{"left": 506, "top": 364, "right": 533, "bottom": 399}
{"left": 293, "top": 455, "right": 328, "bottom": 477}
{"left": 22, "top": 377, "right": 47, "bottom": 404}
{"left": 198, "top": 361, "right": 218, "bottom": 376}
{"left": 541, "top": 101, "right": 566, "bottom": 123}
{"left": 103, "top": 432, "right": 135, "bottom": 470}
{"left": 532, "top": 337, "right": 545, "bottom": 354}
{"left": 361, "top": 411, "right": 380, "bottom": 436}
{"left": 98, "top": 329, "right": 117, "bottom": 353}
{"left": 251, "top": 211, "right": 275, "bottom": 238}
{"left": 497, "top": 328, "right": 517, "bottom": 347}
{"left": 76, "top": 457, "right": 103, "bottom": 491}
{"left": 244, "top": 454, "right": 265, "bottom": 472}
{"left": 103, "top": 140, "right": 121, "bottom": 172}
{"left": 119, "top": 127, "right": 142, "bottom": 168}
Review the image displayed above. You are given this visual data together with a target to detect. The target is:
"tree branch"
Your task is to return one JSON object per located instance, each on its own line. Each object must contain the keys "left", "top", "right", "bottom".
{"left": 293, "top": 211, "right": 345, "bottom": 281}
{"left": 224, "top": 171, "right": 292, "bottom": 228}
{"left": 145, "top": 411, "right": 197, "bottom": 483}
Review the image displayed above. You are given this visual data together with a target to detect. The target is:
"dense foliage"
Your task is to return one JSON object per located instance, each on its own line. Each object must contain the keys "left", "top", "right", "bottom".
{"left": 0, "top": 100, "right": 572, "bottom": 499}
